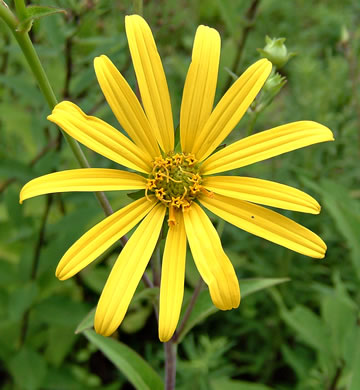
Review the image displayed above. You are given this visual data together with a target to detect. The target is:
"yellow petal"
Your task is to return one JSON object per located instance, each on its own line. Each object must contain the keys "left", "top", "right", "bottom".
{"left": 125, "top": 15, "right": 174, "bottom": 153}
{"left": 202, "top": 121, "right": 334, "bottom": 175}
{"left": 203, "top": 176, "right": 320, "bottom": 214}
{"left": 180, "top": 25, "right": 220, "bottom": 153}
{"left": 95, "top": 203, "right": 165, "bottom": 336}
{"left": 20, "top": 169, "right": 146, "bottom": 204}
{"left": 56, "top": 197, "right": 157, "bottom": 280}
{"left": 94, "top": 55, "right": 160, "bottom": 158}
{"left": 48, "top": 101, "right": 151, "bottom": 174}
{"left": 199, "top": 193, "right": 327, "bottom": 258}
{"left": 183, "top": 203, "right": 240, "bottom": 310}
{"left": 192, "top": 59, "right": 272, "bottom": 161}
{"left": 159, "top": 210, "right": 187, "bottom": 342}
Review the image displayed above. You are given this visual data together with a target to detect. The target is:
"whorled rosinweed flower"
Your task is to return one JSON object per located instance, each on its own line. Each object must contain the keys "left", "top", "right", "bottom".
{"left": 257, "top": 36, "right": 296, "bottom": 69}
{"left": 20, "top": 15, "right": 334, "bottom": 342}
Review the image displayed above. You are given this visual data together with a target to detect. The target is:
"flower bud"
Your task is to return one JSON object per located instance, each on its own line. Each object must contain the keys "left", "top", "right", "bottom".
{"left": 257, "top": 36, "right": 295, "bottom": 69}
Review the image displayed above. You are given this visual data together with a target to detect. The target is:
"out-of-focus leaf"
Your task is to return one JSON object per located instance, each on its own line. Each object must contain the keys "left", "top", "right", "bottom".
{"left": 8, "top": 282, "right": 38, "bottom": 321}
{"left": 302, "top": 178, "right": 360, "bottom": 278}
{"left": 16, "top": 6, "right": 66, "bottom": 33}
{"left": 0, "top": 259, "right": 17, "bottom": 284}
{"left": 121, "top": 304, "right": 152, "bottom": 334}
{"left": 281, "top": 305, "right": 330, "bottom": 353}
{"left": 75, "top": 308, "right": 95, "bottom": 334}
{"left": 45, "top": 326, "right": 77, "bottom": 366}
{"left": 32, "top": 296, "right": 89, "bottom": 327}
{"left": 211, "top": 378, "right": 274, "bottom": 390}
{"left": 281, "top": 344, "right": 314, "bottom": 380}
{"left": 4, "top": 186, "right": 24, "bottom": 224}
{"left": 84, "top": 330, "right": 163, "bottom": 390}
{"left": 8, "top": 347, "right": 47, "bottom": 390}
{"left": 321, "top": 290, "right": 357, "bottom": 359}
{"left": 348, "top": 328, "right": 360, "bottom": 390}
{"left": 177, "top": 278, "right": 289, "bottom": 342}
{"left": 76, "top": 288, "right": 159, "bottom": 333}
{"left": 0, "top": 158, "right": 36, "bottom": 181}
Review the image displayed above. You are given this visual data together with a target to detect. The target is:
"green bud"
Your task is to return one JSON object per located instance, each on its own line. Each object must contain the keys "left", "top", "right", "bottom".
{"left": 257, "top": 36, "right": 296, "bottom": 69}
{"left": 263, "top": 71, "right": 286, "bottom": 94}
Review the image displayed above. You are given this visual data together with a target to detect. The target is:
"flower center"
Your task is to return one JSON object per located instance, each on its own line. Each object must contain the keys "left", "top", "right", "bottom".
{"left": 146, "top": 153, "right": 211, "bottom": 225}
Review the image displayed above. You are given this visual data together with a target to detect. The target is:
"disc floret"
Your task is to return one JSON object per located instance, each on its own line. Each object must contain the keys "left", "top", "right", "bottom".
{"left": 146, "top": 153, "right": 209, "bottom": 224}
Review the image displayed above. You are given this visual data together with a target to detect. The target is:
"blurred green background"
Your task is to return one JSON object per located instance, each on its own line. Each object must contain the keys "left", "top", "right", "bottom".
{"left": 1, "top": 0, "right": 359, "bottom": 389}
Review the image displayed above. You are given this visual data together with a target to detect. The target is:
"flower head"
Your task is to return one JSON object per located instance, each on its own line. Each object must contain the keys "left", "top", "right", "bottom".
{"left": 20, "top": 15, "right": 334, "bottom": 342}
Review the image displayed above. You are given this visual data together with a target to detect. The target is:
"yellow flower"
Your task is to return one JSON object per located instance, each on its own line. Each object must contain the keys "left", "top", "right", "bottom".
{"left": 20, "top": 15, "right": 334, "bottom": 342}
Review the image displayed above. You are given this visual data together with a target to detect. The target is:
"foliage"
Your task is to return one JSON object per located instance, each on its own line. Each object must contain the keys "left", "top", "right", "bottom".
{"left": 0, "top": 0, "right": 359, "bottom": 389}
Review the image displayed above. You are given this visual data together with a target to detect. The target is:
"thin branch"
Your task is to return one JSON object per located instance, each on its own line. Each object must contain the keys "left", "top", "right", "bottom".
{"left": 172, "top": 277, "right": 204, "bottom": 343}
{"left": 164, "top": 341, "right": 177, "bottom": 390}
{"left": 222, "top": 0, "right": 261, "bottom": 94}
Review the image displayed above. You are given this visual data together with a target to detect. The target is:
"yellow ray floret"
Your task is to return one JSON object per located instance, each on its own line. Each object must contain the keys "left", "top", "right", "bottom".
{"left": 183, "top": 202, "right": 240, "bottom": 310}
{"left": 180, "top": 25, "right": 220, "bottom": 153}
{"left": 95, "top": 203, "right": 165, "bottom": 336}
{"left": 202, "top": 176, "right": 320, "bottom": 214}
{"left": 202, "top": 121, "right": 334, "bottom": 175}
{"left": 48, "top": 101, "right": 152, "bottom": 173}
{"left": 56, "top": 197, "right": 157, "bottom": 280}
{"left": 20, "top": 169, "right": 147, "bottom": 204}
{"left": 94, "top": 55, "right": 160, "bottom": 158}
{"left": 192, "top": 59, "right": 272, "bottom": 161}
{"left": 159, "top": 210, "right": 187, "bottom": 342}
{"left": 125, "top": 15, "right": 174, "bottom": 153}
{"left": 200, "top": 193, "right": 327, "bottom": 258}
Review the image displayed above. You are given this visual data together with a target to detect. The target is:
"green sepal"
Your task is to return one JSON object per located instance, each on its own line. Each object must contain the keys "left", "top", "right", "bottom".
{"left": 127, "top": 189, "right": 146, "bottom": 200}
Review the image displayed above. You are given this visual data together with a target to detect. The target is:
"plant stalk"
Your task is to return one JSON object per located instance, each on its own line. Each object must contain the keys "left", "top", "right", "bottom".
{"left": 164, "top": 341, "right": 177, "bottom": 390}
{"left": 0, "top": 2, "right": 114, "bottom": 217}
{"left": 133, "top": 0, "right": 143, "bottom": 15}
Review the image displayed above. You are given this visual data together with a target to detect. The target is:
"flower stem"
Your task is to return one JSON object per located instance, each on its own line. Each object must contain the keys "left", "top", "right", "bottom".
{"left": 14, "top": 0, "right": 27, "bottom": 20}
{"left": 133, "top": 0, "right": 143, "bottom": 16}
{"left": 222, "top": 0, "right": 261, "bottom": 94}
{"left": 164, "top": 341, "right": 177, "bottom": 390}
{"left": 173, "top": 277, "right": 204, "bottom": 343}
{"left": 0, "top": 2, "right": 114, "bottom": 217}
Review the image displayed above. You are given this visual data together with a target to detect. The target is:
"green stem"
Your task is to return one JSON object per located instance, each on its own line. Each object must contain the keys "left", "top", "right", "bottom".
{"left": 164, "top": 341, "right": 177, "bottom": 390}
{"left": 14, "top": 0, "right": 27, "bottom": 21}
{"left": 0, "top": 2, "right": 114, "bottom": 217}
{"left": 133, "top": 0, "right": 143, "bottom": 16}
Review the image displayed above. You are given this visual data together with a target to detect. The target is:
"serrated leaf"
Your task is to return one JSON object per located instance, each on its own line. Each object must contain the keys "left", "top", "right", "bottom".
{"left": 84, "top": 330, "right": 163, "bottom": 390}
{"left": 177, "top": 278, "right": 289, "bottom": 342}
{"left": 16, "top": 5, "right": 66, "bottom": 33}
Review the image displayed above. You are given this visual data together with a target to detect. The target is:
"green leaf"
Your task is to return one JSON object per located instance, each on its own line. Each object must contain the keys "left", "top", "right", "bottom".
{"left": 211, "top": 378, "right": 274, "bottom": 390}
{"left": 16, "top": 6, "right": 66, "bottom": 33}
{"left": 83, "top": 330, "right": 163, "bottom": 390}
{"left": 8, "top": 282, "right": 38, "bottom": 321}
{"left": 177, "top": 278, "right": 289, "bottom": 342}
{"left": 8, "top": 347, "right": 47, "bottom": 390}
{"left": 348, "top": 328, "right": 360, "bottom": 390}
{"left": 301, "top": 178, "right": 360, "bottom": 278}
{"left": 75, "top": 308, "right": 95, "bottom": 334}
{"left": 281, "top": 305, "right": 331, "bottom": 353}
{"left": 75, "top": 288, "right": 159, "bottom": 334}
